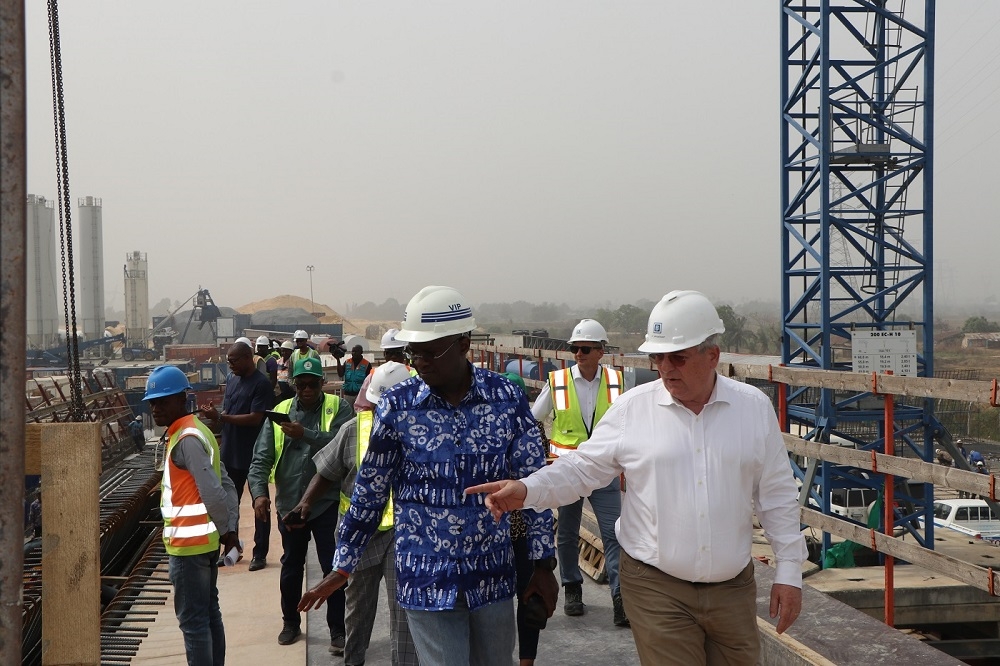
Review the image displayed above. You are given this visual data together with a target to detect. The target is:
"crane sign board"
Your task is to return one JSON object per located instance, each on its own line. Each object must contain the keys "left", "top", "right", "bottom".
{"left": 851, "top": 330, "right": 917, "bottom": 377}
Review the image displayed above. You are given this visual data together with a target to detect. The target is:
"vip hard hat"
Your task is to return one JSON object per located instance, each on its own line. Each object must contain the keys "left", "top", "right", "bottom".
{"left": 235, "top": 336, "right": 252, "bottom": 347}
{"left": 255, "top": 335, "right": 270, "bottom": 347}
{"left": 294, "top": 329, "right": 308, "bottom": 340}
{"left": 280, "top": 340, "right": 295, "bottom": 350}
{"left": 395, "top": 285, "right": 476, "bottom": 343}
{"left": 292, "top": 357, "right": 324, "bottom": 379}
{"left": 637, "top": 290, "right": 726, "bottom": 354}
{"left": 143, "top": 365, "right": 191, "bottom": 401}
{"left": 568, "top": 319, "right": 608, "bottom": 344}
{"left": 365, "top": 361, "right": 412, "bottom": 403}
{"left": 380, "top": 328, "right": 405, "bottom": 350}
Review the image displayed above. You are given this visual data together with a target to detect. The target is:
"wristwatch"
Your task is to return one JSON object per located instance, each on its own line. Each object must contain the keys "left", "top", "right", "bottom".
{"left": 533, "top": 556, "right": 557, "bottom": 571}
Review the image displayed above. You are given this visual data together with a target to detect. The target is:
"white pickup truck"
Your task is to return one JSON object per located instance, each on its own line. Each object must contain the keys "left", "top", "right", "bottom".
{"left": 930, "top": 499, "right": 1000, "bottom": 541}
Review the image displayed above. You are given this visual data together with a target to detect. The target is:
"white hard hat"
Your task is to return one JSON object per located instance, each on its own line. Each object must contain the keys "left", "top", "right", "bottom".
{"left": 568, "top": 319, "right": 608, "bottom": 344}
{"left": 235, "top": 336, "right": 252, "bottom": 347}
{"left": 280, "top": 340, "right": 295, "bottom": 350}
{"left": 294, "top": 329, "right": 308, "bottom": 340}
{"left": 255, "top": 335, "right": 270, "bottom": 346}
{"left": 637, "top": 290, "right": 725, "bottom": 354}
{"left": 365, "top": 361, "right": 412, "bottom": 403}
{"left": 395, "top": 286, "right": 476, "bottom": 343}
{"left": 380, "top": 328, "right": 405, "bottom": 350}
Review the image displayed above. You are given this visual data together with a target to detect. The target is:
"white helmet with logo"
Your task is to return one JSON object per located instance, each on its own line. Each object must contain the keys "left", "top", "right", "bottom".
{"left": 255, "top": 335, "right": 270, "bottom": 347}
{"left": 568, "top": 319, "right": 608, "bottom": 344}
{"left": 637, "top": 290, "right": 725, "bottom": 354}
{"left": 395, "top": 286, "right": 476, "bottom": 343}
{"left": 380, "top": 328, "right": 405, "bottom": 350}
{"left": 294, "top": 329, "right": 308, "bottom": 340}
{"left": 365, "top": 361, "right": 413, "bottom": 403}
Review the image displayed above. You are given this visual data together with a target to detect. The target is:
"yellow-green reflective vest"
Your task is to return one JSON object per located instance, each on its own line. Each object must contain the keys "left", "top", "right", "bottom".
{"left": 161, "top": 415, "right": 222, "bottom": 556}
{"left": 339, "top": 410, "right": 394, "bottom": 531}
{"left": 269, "top": 393, "right": 341, "bottom": 483}
{"left": 549, "top": 366, "right": 623, "bottom": 456}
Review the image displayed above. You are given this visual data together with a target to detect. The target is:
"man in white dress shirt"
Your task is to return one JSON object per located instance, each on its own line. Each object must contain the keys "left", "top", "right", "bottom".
{"left": 467, "top": 290, "right": 807, "bottom": 665}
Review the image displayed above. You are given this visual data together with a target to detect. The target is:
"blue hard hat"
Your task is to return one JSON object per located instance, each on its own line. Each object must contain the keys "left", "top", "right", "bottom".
{"left": 143, "top": 365, "right": 191, "bottom": 401}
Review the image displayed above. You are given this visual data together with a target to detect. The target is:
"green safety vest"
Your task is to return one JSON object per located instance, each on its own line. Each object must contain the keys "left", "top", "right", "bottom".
{"left": 269, "top": 393, "right": 341, "bottom": 483}
{"left": 549, "top": 366, "right": 623, "bottom": 455}
{"left": 339, "top": 410, "right": 394, "bottom": 531}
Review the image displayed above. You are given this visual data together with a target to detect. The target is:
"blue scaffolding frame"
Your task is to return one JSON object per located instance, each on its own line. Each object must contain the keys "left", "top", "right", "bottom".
{"left": 779, "top": 1, "right": 936, "bottom": 558}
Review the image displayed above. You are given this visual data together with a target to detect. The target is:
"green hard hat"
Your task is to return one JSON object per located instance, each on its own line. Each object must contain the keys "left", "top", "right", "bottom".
{"left": 293, "top": 357, "right": 324, "bottom": 379}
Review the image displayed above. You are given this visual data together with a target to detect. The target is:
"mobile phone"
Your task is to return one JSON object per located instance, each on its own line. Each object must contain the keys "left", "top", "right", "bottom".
{"left": 283, "top": 510, "right": 305, "bottom": 525}
{"left": 264, "top": 410, "right": 291, "bottom": 424}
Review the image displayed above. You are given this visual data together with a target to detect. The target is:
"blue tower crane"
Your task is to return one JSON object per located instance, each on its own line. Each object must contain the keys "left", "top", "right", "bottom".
{"left": 779, "top": 1, "right": 937, "bottom": 559}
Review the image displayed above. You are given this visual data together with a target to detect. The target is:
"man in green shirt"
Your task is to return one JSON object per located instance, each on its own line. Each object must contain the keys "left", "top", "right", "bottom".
{"left": 248, "top": 357, "right": 353, "bottom": 652}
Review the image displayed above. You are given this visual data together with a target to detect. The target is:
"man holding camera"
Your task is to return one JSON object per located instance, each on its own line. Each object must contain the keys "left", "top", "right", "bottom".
{"left": 248, "top": 357, "right": 353, "bottom": 652}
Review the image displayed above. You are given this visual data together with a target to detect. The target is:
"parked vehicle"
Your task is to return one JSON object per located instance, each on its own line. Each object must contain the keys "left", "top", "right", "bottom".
{"left": 929, "top": 499, "right": 1000, "bottom": 540}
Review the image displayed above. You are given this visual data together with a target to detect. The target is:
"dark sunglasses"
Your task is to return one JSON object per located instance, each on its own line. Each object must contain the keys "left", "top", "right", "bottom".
{"left": 404, "top": 337, "right": 460, "bottom": 363}
{"left": 569, "top": 345, "right": 600, "bottom": 355}
{"left": 648, "top": 352, "right": 692, "bottom": 367}
{"left": 294, "top": 379, "right": 322, "bottom": 390}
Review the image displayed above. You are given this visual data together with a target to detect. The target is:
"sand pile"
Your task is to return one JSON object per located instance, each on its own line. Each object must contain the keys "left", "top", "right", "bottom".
{"left": 238, "top": 295, "right": 362, "bottom": 334}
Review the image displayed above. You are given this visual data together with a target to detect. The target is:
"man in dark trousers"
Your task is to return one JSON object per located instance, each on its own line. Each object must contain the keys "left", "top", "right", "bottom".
{"left": 248, "top": 357, "right": 353, "bottom": 653}
{"left": 201, "top": 341, "right": 273, "bottom": 571}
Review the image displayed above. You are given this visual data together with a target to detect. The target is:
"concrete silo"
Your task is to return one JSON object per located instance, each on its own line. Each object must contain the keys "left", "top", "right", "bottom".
{"left": 26, "top": 195, "right": 60, "bottom": 348}
{"left": 124, "top": 251, "right": 150, "bottom": 346}
{"left": 77, "top": 196, "right": 105, "bottom": 341}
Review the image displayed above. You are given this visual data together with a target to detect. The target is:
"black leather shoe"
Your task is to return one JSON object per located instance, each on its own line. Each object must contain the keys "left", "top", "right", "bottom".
{"left": 613, "top": 594, "right": 630, "bottom": 627}
{"left": 277, "top": 623, "right": 300, "bottom": 645}
{"left": 248, "top": 557, "right": 266, "bottom": 572}
{"left": 216, "top": 556, "right": 225, "bottom": 568}
{"left": 564, "top": 582, "right": 585, "bottom": 616}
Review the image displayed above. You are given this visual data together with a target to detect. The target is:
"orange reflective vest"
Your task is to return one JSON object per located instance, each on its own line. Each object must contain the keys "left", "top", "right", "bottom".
{"left": 161, "top": 415, "right": 222, "bottom": 556}
{"left": 548, "top": 366, "right": 623, "bottom": 456}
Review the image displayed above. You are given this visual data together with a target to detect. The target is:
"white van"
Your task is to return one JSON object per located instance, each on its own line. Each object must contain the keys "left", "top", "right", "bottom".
{"left": 930, "top": 499, "right": 1000, "bottom": 539}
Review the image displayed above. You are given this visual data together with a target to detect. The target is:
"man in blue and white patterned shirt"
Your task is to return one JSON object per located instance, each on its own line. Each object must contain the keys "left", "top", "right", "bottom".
{"left": 299, "top": 285, "right": 557, "bottom": 666}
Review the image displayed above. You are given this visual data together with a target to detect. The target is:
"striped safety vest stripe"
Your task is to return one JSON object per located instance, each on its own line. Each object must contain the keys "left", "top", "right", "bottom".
{"left": 161, "top": 419, "right": 222, "bottom": 556}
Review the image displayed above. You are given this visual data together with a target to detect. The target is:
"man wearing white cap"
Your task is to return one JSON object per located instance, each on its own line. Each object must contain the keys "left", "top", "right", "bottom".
{"left": 530, "top": 318, "right": 628, "bottom": 626}
{"left": 467, "top": 291, "right": 808, "bottom": 665}
{"left": 299, "top": 286, "right": 557, "bottom": 666}
{"left": 352, "top": 328, "right": 413, "bottom": 413}
{"left": 290, "top": 330, "right": 320, "bottom": 368}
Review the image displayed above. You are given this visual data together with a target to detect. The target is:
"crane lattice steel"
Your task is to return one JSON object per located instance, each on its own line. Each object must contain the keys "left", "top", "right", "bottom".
{"left": 780, "top": 1, "right": 938, "bottom": 558}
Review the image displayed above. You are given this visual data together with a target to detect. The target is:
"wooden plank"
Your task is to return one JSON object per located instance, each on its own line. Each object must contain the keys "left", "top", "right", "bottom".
{"left": 801, "top": 507, "right": 1000, "bottom": 596}
{"left": 36, "top": 422, "right": 102, "bottom": 666}
{"left": 785, "top": 435, "right": 996, "bottom": 497}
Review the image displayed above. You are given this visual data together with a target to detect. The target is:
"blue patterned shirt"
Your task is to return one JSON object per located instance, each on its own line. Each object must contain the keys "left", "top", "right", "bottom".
{"left": 332, "top": 364, "right": 555, "bottom": 611}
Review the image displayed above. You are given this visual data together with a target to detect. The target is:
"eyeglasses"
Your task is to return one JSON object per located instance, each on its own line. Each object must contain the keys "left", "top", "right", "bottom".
{"left": 404, "top": 337, "right": 460, "bottom": 363}
{"left": 569, "top": 345, "right": 600, "bottom": 355}
{"left": 648, "top": 352, "right": 693, "bottom": 367}
{"left": 294, "top": 379, "right": 322, "bottom": 390}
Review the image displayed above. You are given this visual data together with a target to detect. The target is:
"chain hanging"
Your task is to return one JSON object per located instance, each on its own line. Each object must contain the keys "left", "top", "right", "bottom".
{"left": 48, "top": 0, "right": 85, "bottom": 420}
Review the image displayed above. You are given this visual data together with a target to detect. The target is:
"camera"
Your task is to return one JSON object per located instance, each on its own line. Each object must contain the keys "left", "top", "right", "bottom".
{"left": 522, "top": 594, "right": 548, "bottom": 630}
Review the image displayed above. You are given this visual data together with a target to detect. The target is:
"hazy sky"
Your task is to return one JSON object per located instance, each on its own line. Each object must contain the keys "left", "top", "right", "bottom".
{"left": 24, "top": 2, "right": 1000, "bottom": 314}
